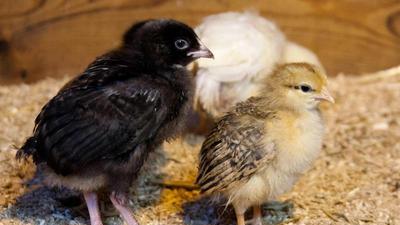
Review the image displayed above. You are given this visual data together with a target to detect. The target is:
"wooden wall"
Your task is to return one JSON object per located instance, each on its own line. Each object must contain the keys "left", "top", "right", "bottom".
{"left": 0, "top": 0, "right": 399, "bottom": 83}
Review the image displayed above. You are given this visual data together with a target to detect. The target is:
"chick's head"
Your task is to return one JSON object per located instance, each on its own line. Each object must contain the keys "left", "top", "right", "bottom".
{"left": 123, "top": 19, "right": 213, "bottom": 66}
{"left": 265, "top": 63, "right": 334, "bottom": 110}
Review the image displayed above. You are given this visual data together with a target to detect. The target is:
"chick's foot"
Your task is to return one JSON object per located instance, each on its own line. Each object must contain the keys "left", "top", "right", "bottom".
{"left": 110, "top": 192, "right": 139, "bottom": 225}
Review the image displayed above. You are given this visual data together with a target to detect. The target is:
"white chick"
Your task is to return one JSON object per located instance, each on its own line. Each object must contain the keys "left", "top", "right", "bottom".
{"left": 194, "top": 11, "right": 324, "bottom": 119}
{"left": 282, "top": 41, "right": 324, "bottom": 70}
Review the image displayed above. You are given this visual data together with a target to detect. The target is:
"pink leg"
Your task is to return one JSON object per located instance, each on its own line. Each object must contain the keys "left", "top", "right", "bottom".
{"left": 110, "top": 192, "right": 139, "bottom": 225}
{"left": 83, "top": 192, "right": 103, "bottom": 225}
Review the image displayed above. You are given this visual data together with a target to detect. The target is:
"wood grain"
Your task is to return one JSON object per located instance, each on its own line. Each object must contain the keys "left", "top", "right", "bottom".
{"left": 0, "top": 0, "right": 399, "bottom": 83}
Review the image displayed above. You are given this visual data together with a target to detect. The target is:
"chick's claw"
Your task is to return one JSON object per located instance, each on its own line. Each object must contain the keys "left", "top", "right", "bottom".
{"left": 110, "top": 191, "right": 128, "bottom": 206}
{"left": 110, "top": 193, "right": 139, "bottom": 225}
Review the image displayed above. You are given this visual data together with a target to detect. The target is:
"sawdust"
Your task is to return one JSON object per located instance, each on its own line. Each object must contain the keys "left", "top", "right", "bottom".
{"left": 0, "top": 66, "right": 400, "bottom": 225}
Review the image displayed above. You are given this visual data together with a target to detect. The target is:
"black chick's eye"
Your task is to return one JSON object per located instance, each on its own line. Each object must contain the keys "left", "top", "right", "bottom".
{"left": 300, "top": 85, "right": 312, "bottom": 93}
{"left": 174, "top": 39, "right": 189, "bottom": 50}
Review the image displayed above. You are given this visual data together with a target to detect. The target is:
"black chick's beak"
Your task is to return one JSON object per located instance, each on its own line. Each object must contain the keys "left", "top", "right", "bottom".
{"left": 187, "top": 42, "right": 214, "bottom": 59}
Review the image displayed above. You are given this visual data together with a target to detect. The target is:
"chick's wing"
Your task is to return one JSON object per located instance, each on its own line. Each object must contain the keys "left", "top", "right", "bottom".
{"left": 196, "top": 110, "right": 277, "bottom": 194}
{"left": 34, "top": 78, "right": 169, "bottom": 176}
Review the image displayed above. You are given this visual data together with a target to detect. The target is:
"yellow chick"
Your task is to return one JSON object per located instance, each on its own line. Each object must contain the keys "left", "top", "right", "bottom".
{"left": 194, "top": 11, "right": 324, "bottom": 119}
{"left": 196, "top": 63, "right": 334, "bottom": 225}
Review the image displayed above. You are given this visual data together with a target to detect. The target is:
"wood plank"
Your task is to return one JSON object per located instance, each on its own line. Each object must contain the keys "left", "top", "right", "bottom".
{"left": 0, "top": 0, "right": 399, "bottom": 83}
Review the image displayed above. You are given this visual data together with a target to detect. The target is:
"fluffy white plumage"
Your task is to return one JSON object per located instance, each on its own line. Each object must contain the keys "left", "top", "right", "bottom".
{"left": 194, "top": 12, "right": 324, "bottom": 118}
{"left": 282, "top": 42, "right": 324, "bottom": 69}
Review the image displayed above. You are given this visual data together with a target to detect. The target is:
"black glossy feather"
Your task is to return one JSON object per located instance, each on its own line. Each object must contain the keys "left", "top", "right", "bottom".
{"left": 36, "top": 73, "right": 172, "bottom": 175}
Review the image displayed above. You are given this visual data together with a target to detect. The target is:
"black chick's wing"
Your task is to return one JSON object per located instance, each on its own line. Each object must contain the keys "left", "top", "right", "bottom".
{"left": 35, "top": 78, "right": 169, "bottom": 176}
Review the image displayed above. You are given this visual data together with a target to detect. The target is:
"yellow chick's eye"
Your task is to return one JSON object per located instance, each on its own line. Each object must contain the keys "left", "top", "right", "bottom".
{"left": 299, "top": 84, "right": 313, "bottom": 93}
{"left": 288, "top": 84, "right": 314, "bottom": 93}
{"left": 289, "top": 84, "right": 315, "bottom": 93}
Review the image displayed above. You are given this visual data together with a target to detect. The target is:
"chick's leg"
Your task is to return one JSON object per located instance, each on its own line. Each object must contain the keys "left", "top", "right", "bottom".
{"left": 235, "top": 213, "right": 245, "bottom": 225}
{"left": 252, "top": 205, "right": 262, "bottom": 225}
{"left": 233, "top": 205, "right": 246, "bottom": 225}
{"left": 110, "top": 192, "right": 139, "bottom": 225}
{"left": 83, "top": 192, "right": 103, "bottom": 225}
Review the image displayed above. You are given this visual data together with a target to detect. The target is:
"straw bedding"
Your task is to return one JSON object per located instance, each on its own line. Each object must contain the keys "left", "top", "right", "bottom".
{"left": 0, "top": 66, "right": 399, "bottom": 225}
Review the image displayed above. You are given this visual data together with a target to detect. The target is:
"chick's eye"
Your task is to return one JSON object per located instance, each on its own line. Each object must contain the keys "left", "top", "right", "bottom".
{"left": 300, "top": 85, "right": 312, "bottom": 93}
{"left": 174, "top": 39, "right": 189, "bottom": 50}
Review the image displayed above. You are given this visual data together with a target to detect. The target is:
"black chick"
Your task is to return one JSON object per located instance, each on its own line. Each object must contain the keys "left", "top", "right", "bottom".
{"left": 17, "top": 19, "right": 213, "bottom": 225}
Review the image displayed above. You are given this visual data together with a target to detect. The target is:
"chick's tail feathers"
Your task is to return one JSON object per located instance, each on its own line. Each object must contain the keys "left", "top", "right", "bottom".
{"left": 16, "top": 136, "right": 39, "bottom": 162}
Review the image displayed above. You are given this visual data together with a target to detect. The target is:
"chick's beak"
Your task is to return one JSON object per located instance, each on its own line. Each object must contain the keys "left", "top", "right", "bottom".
{"left": 315, "top": 87, "right": 335, "bottom": 103}
{"left": 187, "top": 42, "right": 214, "bottom": 59}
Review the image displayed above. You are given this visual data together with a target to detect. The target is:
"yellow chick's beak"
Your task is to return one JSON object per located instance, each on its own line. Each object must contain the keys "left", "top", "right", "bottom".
{"left": 315, "top": 87, "right": 335, "bottom": 103}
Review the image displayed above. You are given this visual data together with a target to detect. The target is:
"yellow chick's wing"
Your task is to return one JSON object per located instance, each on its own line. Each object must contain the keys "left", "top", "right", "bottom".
{"left": 196, "top": 97, "right": 277, "bottom": 195}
